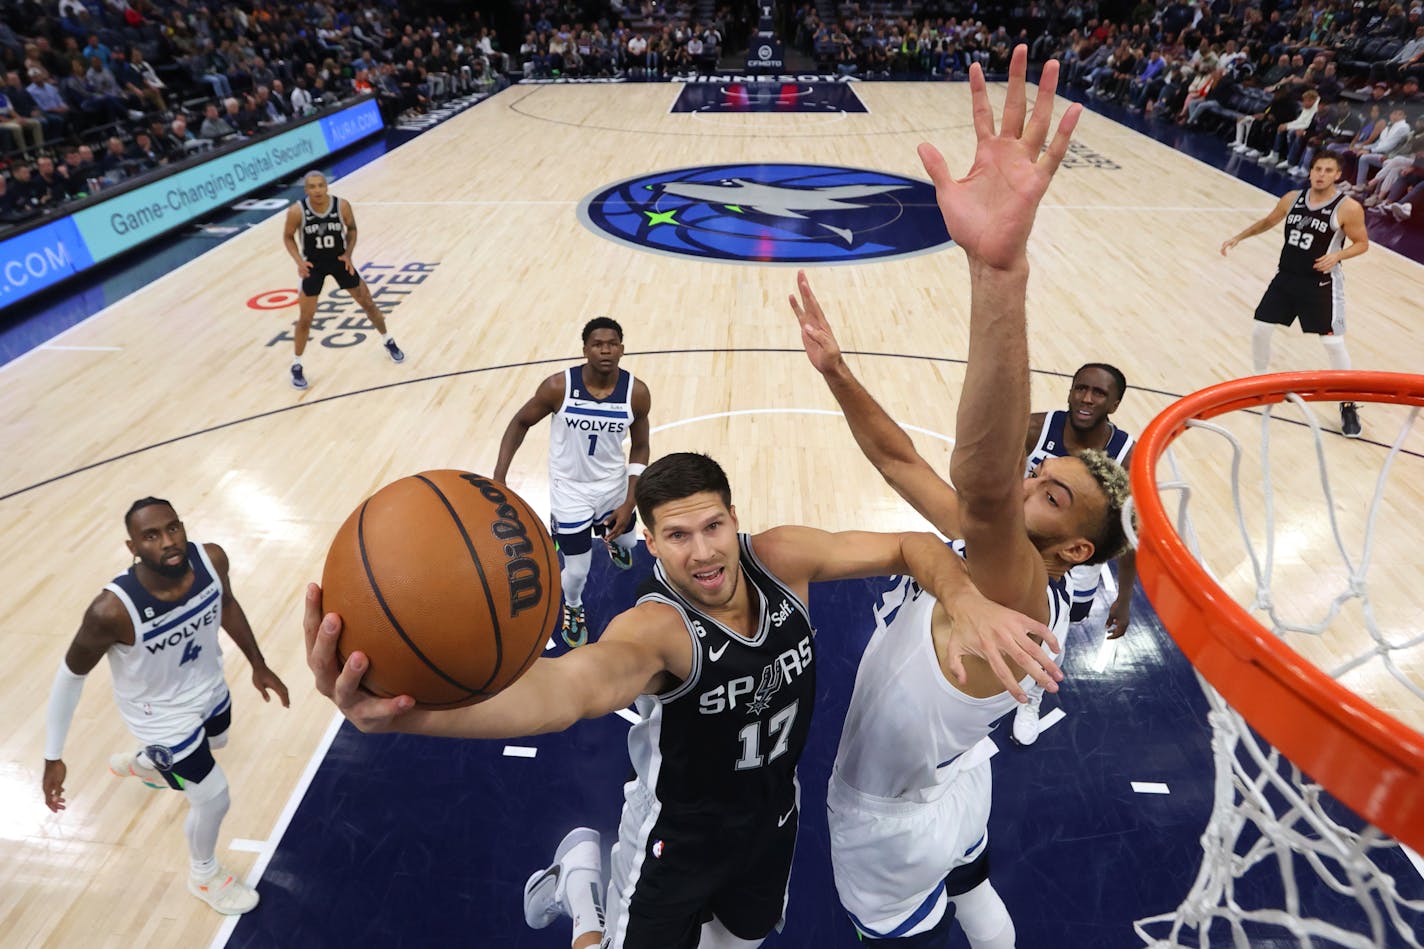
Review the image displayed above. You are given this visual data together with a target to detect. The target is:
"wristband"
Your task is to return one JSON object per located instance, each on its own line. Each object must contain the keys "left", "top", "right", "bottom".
{"left": 627, "top": 463, "right": 647, "bottom": 477}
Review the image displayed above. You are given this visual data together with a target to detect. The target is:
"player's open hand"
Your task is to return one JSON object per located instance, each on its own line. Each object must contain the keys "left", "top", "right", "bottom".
{"left": 337, "top": 253, "right": 355, "bottom": 275}
{"left": 251, "top": 662, "right": 291, "bottom": 707}
{"left": 918, "top": 46, "right": 1081, "bottom": 272}
{"left": 1220, "top": 237, "right": 1239, "bottom": 256}
{"left": 296, "top": 259, "right": 312, "bottom": 278}
{"left": 42, "top": 759, "right": 67, "bottom": 813}
{"left": 788, "top": 270, "right": 844, "bottom": 375}
{"left": 303, "top": 582, "right": 415, "bottom": 733}
{"left": 938, "top": 588, "right": 1061, "bottom": 703}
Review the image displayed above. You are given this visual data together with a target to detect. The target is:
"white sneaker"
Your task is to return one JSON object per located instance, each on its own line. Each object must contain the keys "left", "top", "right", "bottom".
{"left": 1244, "top": 147, "right": 1260, "bottom": 158}
{"left": 1258, "top": 151, "right": 1279, "bottom": 165}
{"left": 1288, "top": 166, "right": 1308, "bottom": 177}
{"left": 1274, "top": 158, "right": 1291, "bottom": 169}
{"left": 1231, "top": 142, "right": 1249, "bottom": 153}
{"left": 1391, "top": 202, "right": 1413, "bottom": 222}
{"left": 1010, "top": 691, "right": 1045, "bottom": 747}
{"left": 108, "top": 751, "right": 165, "bottom": 789}
{"left": 523, "top": 827, "right": 601, "bottom": 930}
{"left": 188, "top": 866, "right": 259, "bottom": 915}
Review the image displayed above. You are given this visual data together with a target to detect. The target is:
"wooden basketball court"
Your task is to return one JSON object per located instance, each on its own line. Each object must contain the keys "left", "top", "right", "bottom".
{"left": 2, "top": 80, "right": 1420, "bottom": 947}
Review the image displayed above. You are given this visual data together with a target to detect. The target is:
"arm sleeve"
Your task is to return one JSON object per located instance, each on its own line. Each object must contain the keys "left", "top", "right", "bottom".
{"left": 44, "top": 662, "right": 87, "bottom": 761}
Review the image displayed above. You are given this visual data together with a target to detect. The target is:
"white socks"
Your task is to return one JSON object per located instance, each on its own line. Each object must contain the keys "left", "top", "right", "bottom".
{"left": 561, "top": 841, "right": 604, "bottom": 941}
{"left": 1322, "top": 335, "right": 1351, "bottom": 370}
{"left": 183, "top": 765, "right": 231, "bottom": 881}
{"left": 561, "top": 550, "right": 591, "bottom": 609}
{"left": 1252, "top": 321, "right": 1275, "bottom": 373}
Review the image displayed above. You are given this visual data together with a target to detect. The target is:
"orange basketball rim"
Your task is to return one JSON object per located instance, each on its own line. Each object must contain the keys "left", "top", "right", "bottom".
{"left": 1130, "top": 370, "right": 1424, "bottom": 852}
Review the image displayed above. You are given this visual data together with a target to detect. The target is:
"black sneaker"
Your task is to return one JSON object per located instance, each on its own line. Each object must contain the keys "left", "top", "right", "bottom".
{"left": 1340, "top": 402, "right": 1361, "bottom": 439}
{"left": 607, "top": 539, "right": 633, "bottom": 570}
{"left": 561, "top": 605, "right": 588, "bottom": 648}
{"left": 384, "top": 338, "right": 405, "bottom": 363}
{"left": 290, "top": 364, "right": 308, "bottom": 390}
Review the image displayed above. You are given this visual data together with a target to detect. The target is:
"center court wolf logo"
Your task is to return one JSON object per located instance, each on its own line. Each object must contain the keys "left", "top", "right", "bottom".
{"left": 577, "top": 163, "right": 951, "bottom": 265}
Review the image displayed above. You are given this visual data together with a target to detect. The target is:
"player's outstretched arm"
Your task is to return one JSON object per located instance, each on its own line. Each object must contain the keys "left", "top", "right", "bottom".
{"left": 492, "top": 373, "right": 563, "bottom": 484}
{"left": 789, "top": 271, "right": 962, "bottom": 537}
{"left": 752, "top": 527, "right": 1061, "bottom": 697}
{"left": 303, "top": 585, "right": 678, "bottom": 738}
{"left": 920, "top": 46, "right": 1077, "bottom": 617}
{"left": 1221, "top": 191, "right": 1295, "bottom": 255}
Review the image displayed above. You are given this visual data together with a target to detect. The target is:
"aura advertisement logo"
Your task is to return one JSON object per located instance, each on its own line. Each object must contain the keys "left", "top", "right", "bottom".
{"left": 577, "top": 163, "right": 951, "bottom": 265}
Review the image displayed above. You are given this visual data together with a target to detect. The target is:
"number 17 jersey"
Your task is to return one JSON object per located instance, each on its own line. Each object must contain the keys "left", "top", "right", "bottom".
{"left": 630, "top": 534, "right": 817, "bottom": 814}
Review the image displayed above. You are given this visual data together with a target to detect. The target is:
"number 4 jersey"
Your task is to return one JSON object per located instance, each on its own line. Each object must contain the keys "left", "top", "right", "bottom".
{"left": 630, "top": 534, "right": 816, "bottom": 814}
{"left": 103, "top": 542, "right": 226, "bottom": 743}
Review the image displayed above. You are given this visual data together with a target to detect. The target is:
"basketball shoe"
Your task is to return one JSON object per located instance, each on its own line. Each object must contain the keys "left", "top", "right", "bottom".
{"left": 562, "top": 605, "right": 588, "bottom": 648}
{"left": 290, "top": 363, "right": 308, "bottom": 390}
{"left": 383, "top": 338, "right": 405, "bottom": 363}
{"left": 606, "top": 538, "right": 633, "bottom": 570}
{"left": 108, "top": 751, "right": 166, "bottom": 789}
{"left": 524, "top": 827, "right": 603, "bottom": 930}
{"left": 1010, "top": 690, "right": 1044, "bottom": 747}
{"left": 1340, "top": 402, "right": 1361, "bottom": 439}
{"left": 188, "top": 866, "right": 260, "bottom": 915}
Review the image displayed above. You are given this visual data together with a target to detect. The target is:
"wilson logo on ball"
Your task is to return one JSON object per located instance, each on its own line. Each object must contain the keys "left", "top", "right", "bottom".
{"left": 462, "top": 474, "right": 544, "bottom": 616}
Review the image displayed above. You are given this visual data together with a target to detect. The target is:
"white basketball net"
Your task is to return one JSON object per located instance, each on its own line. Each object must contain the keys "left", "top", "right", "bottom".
{"left": 1126, "top": 392, "right": 1424, "bottom": 948}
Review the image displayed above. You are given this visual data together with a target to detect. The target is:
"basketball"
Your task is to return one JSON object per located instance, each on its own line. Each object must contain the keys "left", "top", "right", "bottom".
{"left": 321, "top": 470, "right": 560, "bottom": 709}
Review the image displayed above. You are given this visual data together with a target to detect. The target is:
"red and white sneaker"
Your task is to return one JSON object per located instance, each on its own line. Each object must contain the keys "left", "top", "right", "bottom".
{"left": 188, "top": 866, "right": 260, "bottom": 915}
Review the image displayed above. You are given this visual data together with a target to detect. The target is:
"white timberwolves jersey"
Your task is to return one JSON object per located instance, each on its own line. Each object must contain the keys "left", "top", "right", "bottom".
{"left": 103, "top": 542, "right": 226, "bottom": 743}
{"left": 549, "top": 365, "right": 635, "bottom": 493}
{"left": 834, "top": 548, "right": 1070, "bottom": 802}
{"left": 1024, "top": 410, "right": 1134, "bottom": 604}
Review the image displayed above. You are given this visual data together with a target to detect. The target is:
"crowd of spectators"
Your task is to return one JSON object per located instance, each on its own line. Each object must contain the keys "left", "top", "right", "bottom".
{"left": 790, "top": 0, "right": 1423, "bottom": 221}
{"left": 0, "top": 0, "right": 512, "bottom": 229}
{"left": 3, "top": 0, "right": 1422, "bottom": 233}
{"left": 512, "top": 0, "right": 743, "bottom": 79}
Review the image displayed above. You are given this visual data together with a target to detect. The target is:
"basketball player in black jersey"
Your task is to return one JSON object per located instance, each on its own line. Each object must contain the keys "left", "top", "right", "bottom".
{"left": 281, "top": 170, "right": 405, "bottom": 390}
{"left": 1221, "top": 152, "right": 1370, "bottom": 437}
{"left": 302, "top": 453, "right": 1062, "bottom": 949}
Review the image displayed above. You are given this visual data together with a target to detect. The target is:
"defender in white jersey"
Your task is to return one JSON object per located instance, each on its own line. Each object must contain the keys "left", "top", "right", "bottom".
{"left": 42, "top": 499, "right": 289, "bottom": 916}
{"left": 1221, "top": 151, "right": 1369, "bottom": 437}
{"left": 1013, "top": 363, "right": 1136, "bottom": 746}
{"left": 495, "top": 317, "right": 652, "bottom": 646}
{"left": 791, "top": 48, "right": 1132, "bottom": 946}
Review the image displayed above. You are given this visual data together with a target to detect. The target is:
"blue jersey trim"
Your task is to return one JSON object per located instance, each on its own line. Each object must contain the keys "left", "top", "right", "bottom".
{"left": 140, "top": 589, "right": 221, "bottom": 642}
{"left": 847, "top": 878, "right": 947, "bottom": 938}
{"left": 562, "top": 405, "right": 629, "bottom": 419}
